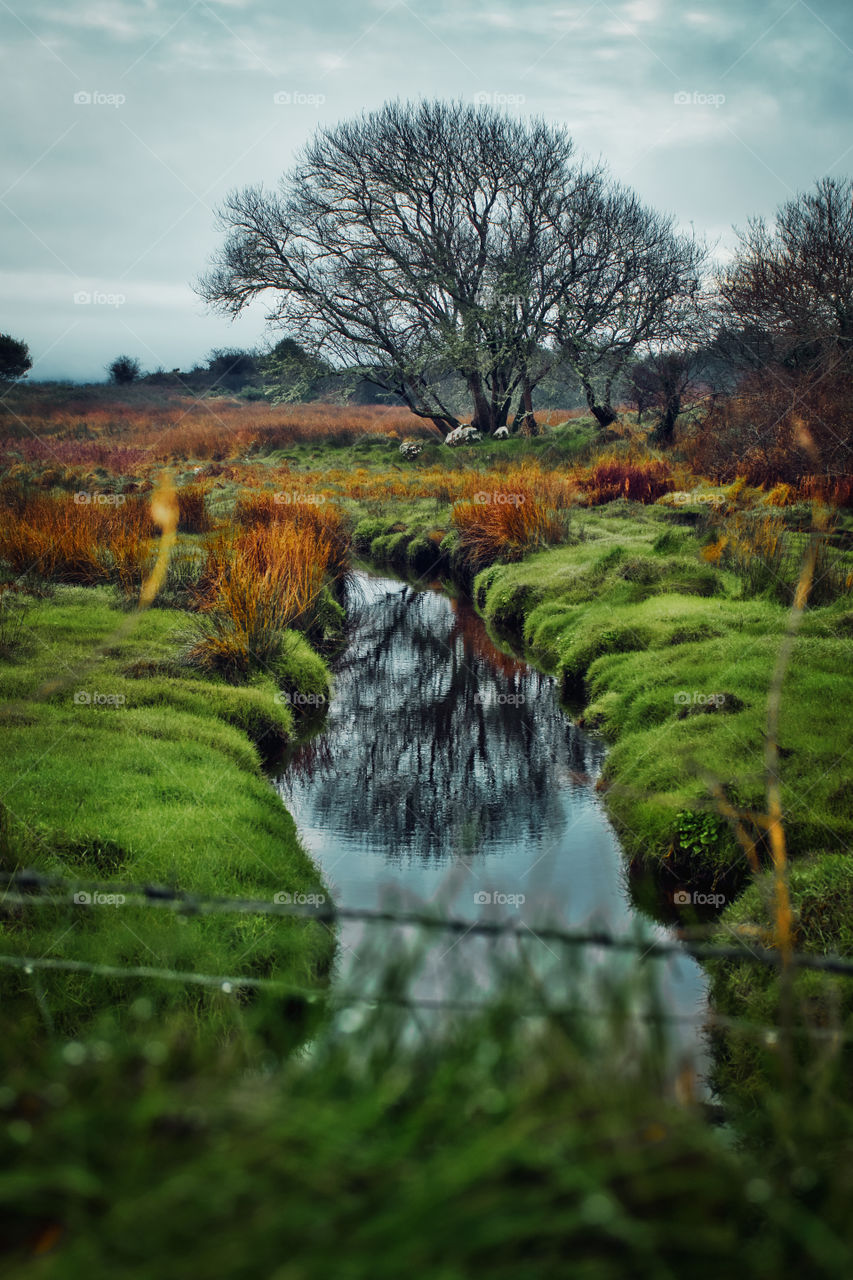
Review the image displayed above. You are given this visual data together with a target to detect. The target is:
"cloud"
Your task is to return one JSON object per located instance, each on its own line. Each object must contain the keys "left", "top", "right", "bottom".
{"left": 41, "top": 0, "right": 160, "bottom": 42}
{"left": 621, "top": 0, "right": 664, "bottom": 25}
{"left": 3, "top": 0, "right": 852, "bottom": 378}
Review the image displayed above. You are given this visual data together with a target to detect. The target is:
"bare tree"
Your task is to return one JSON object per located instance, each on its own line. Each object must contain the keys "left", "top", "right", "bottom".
{"left": 708, "top": 177, "right": 853, "bottom": 480}
{"left": 624, "top": 358, "right": 659, "bottom": 425}
{"left": 549, "top": 190, "right": 705, "bottom": 428}
{"left": 623, "top": 298, "right": 713, "bottom": 443}
{"left": 200, "top": 102, "right": 596, "bottom": 435}
{"left": 199, "top": 100, "right": 702, "bottom": 436}
{"left": 719, "top": 176, "right": 853, "bottom": 371}
{"left": 626, "top": 350, "right": 699, "bottom": 444}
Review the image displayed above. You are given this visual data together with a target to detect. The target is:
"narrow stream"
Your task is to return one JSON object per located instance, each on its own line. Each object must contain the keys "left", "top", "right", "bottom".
{"left": 275, "top": 570, "right": 708, "bottom": 1066}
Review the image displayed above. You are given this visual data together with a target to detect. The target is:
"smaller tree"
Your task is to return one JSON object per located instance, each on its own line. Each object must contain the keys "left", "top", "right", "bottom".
{"left": 0, "top": 333, "right": 32, "bottom": 385}
{"left": 206, "top": 348, "right": 259, "bottom": 391}
{"left": 108, "top": 355, "right": 141, "bottom": 385}
{"left": 625, "top": 350, "right": 701, "bottom": 445}
{"left": 719, "top": 176, "right": 853, "bottom": 370}
{"left": 260, "top": 338, "right": 332, "bottom": 403}
{"left": 624, "top": 359, "right": 658, "bottom": 424}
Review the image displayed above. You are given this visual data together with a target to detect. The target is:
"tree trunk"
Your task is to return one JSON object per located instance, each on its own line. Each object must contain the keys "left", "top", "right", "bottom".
{"left": 652, "top": 392, "right": 681, "bottom": 446}
{"left": 519, "top": 373, "right": 539, "bottom": 436}
{"left": 590, "top": 401, "right": 618, "bottom": 428}
{"left": 468, "top": 374, "right": 495, "bottom": 433}
{"left": 581, "top": 377, "right": 617, "bottom": 428}
{"left": 431, "top": 415, "right": 458, "bottom": 437}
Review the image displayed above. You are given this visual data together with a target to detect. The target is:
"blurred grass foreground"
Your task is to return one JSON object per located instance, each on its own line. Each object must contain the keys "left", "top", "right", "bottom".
{"left": 2, "top": 908, "right": 853, "bottom": 1280}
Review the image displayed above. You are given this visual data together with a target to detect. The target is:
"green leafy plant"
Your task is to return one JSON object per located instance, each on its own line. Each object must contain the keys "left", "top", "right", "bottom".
{"left": 674, "top": 809, "right": 726, "bottom": 857}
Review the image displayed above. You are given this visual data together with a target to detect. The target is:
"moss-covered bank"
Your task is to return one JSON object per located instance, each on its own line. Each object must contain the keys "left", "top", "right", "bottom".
{"left": 0, "top": 586, "right": 334, "bottom": 1032}
{"left": 467, "top": 502, "right": 853, "bottom": 1097}
{"left": 469, "top": 505, "right": 852, "bottom": 882}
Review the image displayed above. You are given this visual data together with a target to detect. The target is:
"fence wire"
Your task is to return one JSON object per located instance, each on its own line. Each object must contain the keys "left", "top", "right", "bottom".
{"left": 3, "top": 868, "right": 853, "bottom": 977}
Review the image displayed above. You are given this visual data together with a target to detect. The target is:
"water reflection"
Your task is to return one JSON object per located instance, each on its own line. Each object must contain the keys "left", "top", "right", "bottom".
{"left": 274, "top": 572, "right": 707, "bottom": 1064}
{"left": 283, "top": 576, "right": 602, "bottom": 867}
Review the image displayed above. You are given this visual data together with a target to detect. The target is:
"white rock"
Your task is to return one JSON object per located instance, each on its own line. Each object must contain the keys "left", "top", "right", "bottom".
{"left": 445, "top": 426, "right": 482, "bottom": 447}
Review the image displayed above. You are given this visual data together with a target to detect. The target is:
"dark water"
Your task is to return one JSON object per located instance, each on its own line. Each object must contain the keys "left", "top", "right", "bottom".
{"left": 275, "top": 571, "right": 707, "bottom": 1063}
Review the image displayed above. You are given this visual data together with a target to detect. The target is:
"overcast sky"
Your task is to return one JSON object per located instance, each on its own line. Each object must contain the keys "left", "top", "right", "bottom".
{"left": 2, "top": 0, "right": 852, "bottom": 381}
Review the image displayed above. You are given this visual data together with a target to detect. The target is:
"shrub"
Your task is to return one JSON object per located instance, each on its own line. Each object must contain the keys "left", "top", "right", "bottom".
{"left": 710, "top": 513, "right": 852, "bottom": 605}
{"left": 576, "top": 456, "right": 675, "bottom": 505}
{"left": 107, "top": 355, "right": 141, "bottom": 385}
{"left": 683, "top": 368, "right": 853, "bottom": 490}
{"left": 765, "top": 482, "right": 797, "bottom": 507}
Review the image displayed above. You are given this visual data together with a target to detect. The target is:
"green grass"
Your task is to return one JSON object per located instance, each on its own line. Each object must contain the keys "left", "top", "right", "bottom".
{"left": 708, "top": 852, "right": 853, "bottom": 1104}
{"left": 3, "top": 939, "right": 853, "bottom": 1280}
{"left": 472, "top": 508, "right": 853, "bottom": 883}
{"left": 0, "top": 587, "right": 334, "bottom": 1032}
{"left": 264, "top": 416, "right": 598, "bottom": 472}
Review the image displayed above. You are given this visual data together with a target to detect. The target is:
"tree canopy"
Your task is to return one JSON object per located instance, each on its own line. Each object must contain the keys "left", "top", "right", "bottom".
{"left": 108, "top": 355, "right": 142, "bottom": 385}
{"left": 199, "top": 100, "right": 703, "bottom": 435}
{"left": 0, "top": 333, "right": 32, "bottom": 385}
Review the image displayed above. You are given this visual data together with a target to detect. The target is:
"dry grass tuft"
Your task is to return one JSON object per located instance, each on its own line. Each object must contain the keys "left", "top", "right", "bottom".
{"left": 0, "top": 490, "right": 153, "bottom": 591}
{"left": 177, "top": 482, "right": 213, "bottom": 533}
{"left": 186, "top": 516, "right": 347, "bottom": 680}
{"left": 452, "top": 482, "right": 568, "bottom": 567}
{"left": 575, "top": 455, "right": 675, "bottom": 505}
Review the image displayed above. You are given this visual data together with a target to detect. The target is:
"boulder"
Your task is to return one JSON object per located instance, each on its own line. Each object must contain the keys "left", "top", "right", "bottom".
{"left": 445, "top": 425, "right": 482, "bottom": 447}
{"left": 493, "top": 426, "right": 510, "bottom": 440}
{"left": 399, "top": 440, "right": 422, "bottom": 460}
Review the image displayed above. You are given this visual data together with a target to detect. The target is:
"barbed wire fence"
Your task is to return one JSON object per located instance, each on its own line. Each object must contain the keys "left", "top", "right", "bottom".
{"left": 3, "top": 869, "right": 853, "bottom": 1053}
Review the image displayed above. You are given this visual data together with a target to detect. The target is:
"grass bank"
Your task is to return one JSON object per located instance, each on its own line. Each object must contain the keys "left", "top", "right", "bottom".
{"left": 466, "top": 498, "right": 853, "bottom": 1099}
{"left": 0, "top": 586, "right": 334, "bottom": 1033}
{"left": 471, "top": 503, "right": 852, "bottom": 883}
{"left": 705, "top": 850, "right": 853, "bottom": 1102}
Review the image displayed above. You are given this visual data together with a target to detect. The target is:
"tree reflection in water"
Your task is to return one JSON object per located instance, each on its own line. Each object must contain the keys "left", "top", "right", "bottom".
{"left": 275, "top": 572, "right": 708, "bottom": 1070}
{"left": 276, "top": 573, "right": 615, "bottom": 907}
